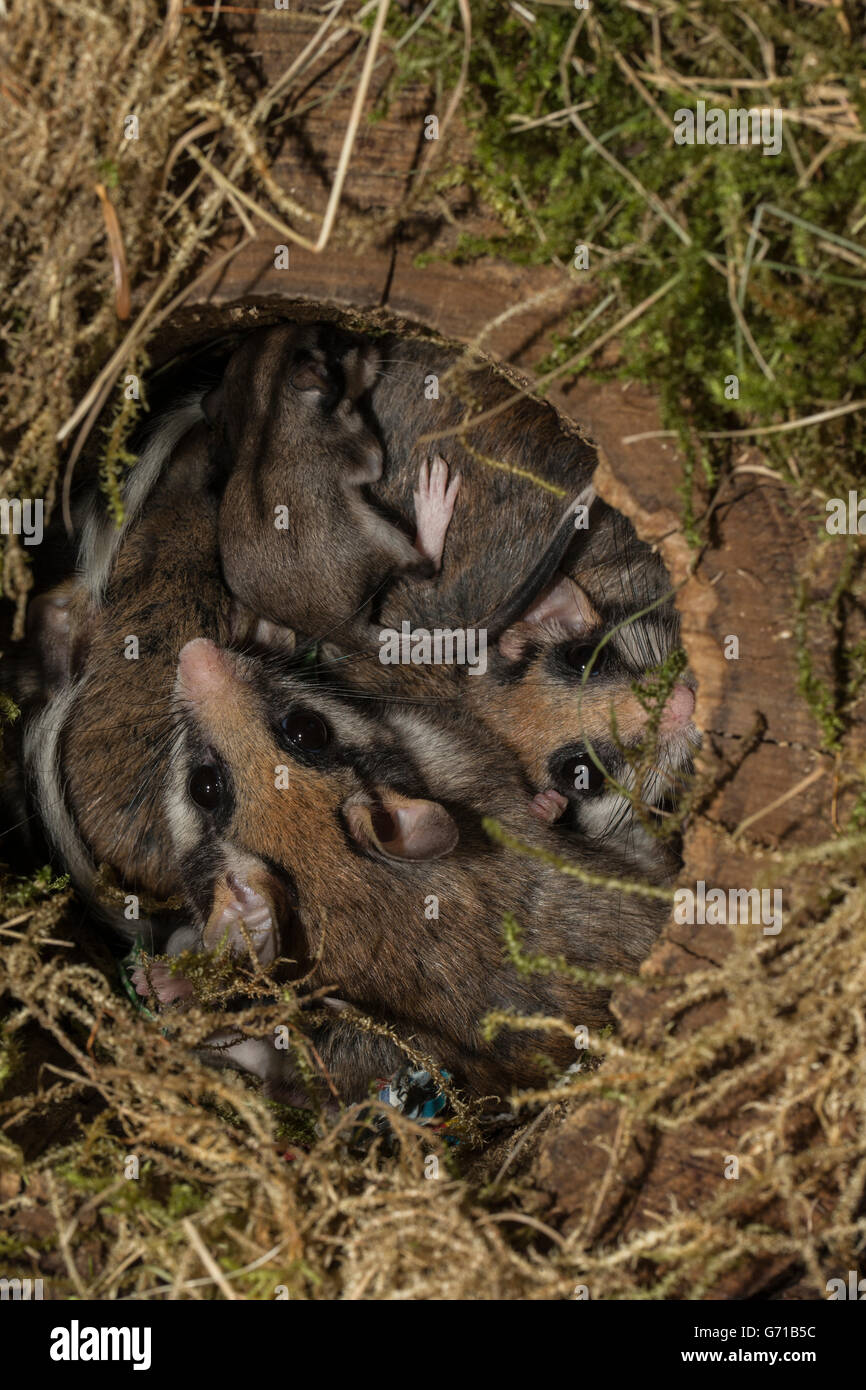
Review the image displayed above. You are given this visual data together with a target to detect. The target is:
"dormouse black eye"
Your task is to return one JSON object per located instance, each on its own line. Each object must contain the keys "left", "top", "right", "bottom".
{"left": 189, "top": 764, "right": 224, "bottom": 812}
{"left": 562, "top": 641, "right": 606, "bottom": 679}
{"left": 560, "top": 752, "right": 607, "bottom": 795}
{"left": 280, "top": 711, "right": 330, "bottom": 751}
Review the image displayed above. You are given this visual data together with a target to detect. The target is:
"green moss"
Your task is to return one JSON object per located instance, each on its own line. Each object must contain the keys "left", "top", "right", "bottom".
{"left": 499, "top": 911, "right": 629, "bottom": 989}
{"left": 0, "top": 1022, "right": 22, "bottom": 1089}
{"left": 846, "top": 788, "right": 866, "bottom": 832}
{"left": 383, "top": 1, "right": 866, "bottom": 539}
{"left": 0, "top": 691, "right": 20, "bottom": 725}
{"left": 97, "top": 157, "right": 120, "bottom": 189}
{"left": 0, "top": 865, "right": 69, "bottom": 911}
{"left": 56, "top": 1142, "right": 210, "bottom": 1226}
{"left": 794, "top": 558, "right": 863, "bottom": 753}
{"left": 98, "top": 354, "right": 148, "bottom": 527}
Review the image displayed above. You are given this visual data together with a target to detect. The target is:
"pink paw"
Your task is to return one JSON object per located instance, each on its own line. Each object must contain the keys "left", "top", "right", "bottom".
{"left": 530, "top": 789, "right": 569, "bottom": 824}
{"left": 413, "top": 455, "right": 461, "bottom": 571}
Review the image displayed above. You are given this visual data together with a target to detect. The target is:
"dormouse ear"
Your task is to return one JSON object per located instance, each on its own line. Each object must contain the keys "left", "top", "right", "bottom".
{"left": 344, "top": 793, "right": 458, "bottom": 862}
{"left": 521, "top": 575, "right": 600, "bottom": 631}
{"left": 290, "top": 356, "right": 331, "bottom": 394}
{"left": 26, "top": 579, "right": 88, "bottom": 694}
{"left": 498, "top": 575, "right": 601, "bottom": 659}
{"left": 340, "top": 342, "right": 379, "bottom": 395}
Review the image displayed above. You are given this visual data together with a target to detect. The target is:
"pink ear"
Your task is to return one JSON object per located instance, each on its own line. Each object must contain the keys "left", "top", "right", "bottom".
{"left": 520, "top": 575, "right": 600, "bottom": 633}
{"left": 497, "top": 575, "right": 600, "bottom": 657}
{"left": 344, "top": 795, "right": 458, "bottom": 861}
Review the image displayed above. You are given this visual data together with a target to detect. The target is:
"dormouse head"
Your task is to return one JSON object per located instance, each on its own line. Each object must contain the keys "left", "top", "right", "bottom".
{"left": 202, "top": 322, "right": 383, "bottom": 482}
{"left": 167, "top": 639, "right": 460, "bottom": 971}
{"left": 166, "top": 641, "right": 669, "bottom": 1098}
{"left": 21, "top": 415, "right": 233, "bottom": 913}
{"left": 484, "top": 574, "right": 700, "bottom": 852}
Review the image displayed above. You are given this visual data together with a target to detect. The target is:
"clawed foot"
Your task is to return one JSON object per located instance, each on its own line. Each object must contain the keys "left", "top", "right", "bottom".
{"left": 413, "top": 454, "right": 461, "bottom": 572}
{"left": 131, "top": 961, "right": 194, "bottom": 1006}
{"left": 530, "top": 789, "right": 569, "bottom": 825}
{"left": 229, "top": 600, "right": 296, "bottom": 654}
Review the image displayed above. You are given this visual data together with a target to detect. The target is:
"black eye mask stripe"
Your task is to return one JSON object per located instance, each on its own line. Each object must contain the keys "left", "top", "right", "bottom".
{"left": 185, "top": 745, "right": 236, "bottom": 831}
{"left": 548, "top": 741, "right": 614, "bottom": 797}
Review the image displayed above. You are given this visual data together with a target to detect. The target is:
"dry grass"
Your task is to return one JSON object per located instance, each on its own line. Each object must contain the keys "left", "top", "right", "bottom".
{"left": 2, "top": 815, "right": 866, "bottom": 1299}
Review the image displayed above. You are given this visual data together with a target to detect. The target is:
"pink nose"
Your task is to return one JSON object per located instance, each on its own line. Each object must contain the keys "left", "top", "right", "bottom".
{"left": 177, "top": 638, "right": 233, "bottom": 703}
{"left": 659, "top": 682, "right": 695, "bottom": 734}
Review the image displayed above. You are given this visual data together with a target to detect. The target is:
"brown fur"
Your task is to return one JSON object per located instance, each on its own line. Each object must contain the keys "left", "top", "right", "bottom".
{"left": 49, "top": 427, "right": 231, "bottom": 899}
{"left": 168, "top": 642, "right": 669, "bottom": 1101}
{"left": 210, "top": 324, "right": 428, "bottom": 647}
{"left": 365, "top": 335, "right": 668, "bottom": 632}
{"left": 470, "top": 644, "right": 652, "bottom": 789}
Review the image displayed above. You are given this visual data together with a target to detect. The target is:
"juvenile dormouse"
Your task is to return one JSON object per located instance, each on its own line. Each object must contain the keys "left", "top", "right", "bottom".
{"left": 330, "top": 571, "right": 697, "bottom": 867}
{"left": 204, "top": 323, "right": 460, "bottom": 647}
{"left": 23, "top": 414, "right": 235, "bottom": 943}
{"left": 315, "top": 487, "right": 696, "bottom": 867}
{"left": 318, "top": 331, "right": 691, "bottom": 863}
{"left": 163, "top": 637, "right": 669, "bottom": 1101}
{"left": 17, "top": 334, "right": 461, "bottom": 939}
{"left": 468, "top": 570, "right": 699, "bottom": 870}
{"left": 360, "top": 334, "right": 649, "bottom": 634}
